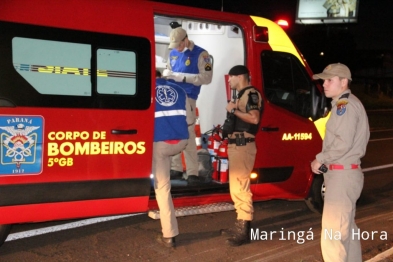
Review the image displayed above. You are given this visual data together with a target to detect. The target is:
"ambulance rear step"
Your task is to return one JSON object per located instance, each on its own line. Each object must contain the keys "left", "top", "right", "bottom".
{"left": 148, "top": 202, "right": 234, "bottom": 219}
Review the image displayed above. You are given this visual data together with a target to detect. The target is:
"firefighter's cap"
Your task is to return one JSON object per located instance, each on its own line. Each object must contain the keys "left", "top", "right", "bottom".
{"left": 168, "top": 27, "right": 187, "bottom": 49}
{"left": 312, "top": 63, "right": 352, "bottom": 81}
{"left": 228, "top": 65, "right": 249, "bottom": 76}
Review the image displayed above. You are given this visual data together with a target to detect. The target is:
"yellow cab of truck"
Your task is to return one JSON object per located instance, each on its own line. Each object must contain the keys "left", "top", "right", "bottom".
{"left": 0, "top": 0, "right": 328, "bottom": 245}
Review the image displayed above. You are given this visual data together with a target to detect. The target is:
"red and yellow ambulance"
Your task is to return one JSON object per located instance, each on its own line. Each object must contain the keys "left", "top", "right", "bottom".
{"left": 0, "top": 0, "right": 328, "bottom": 245}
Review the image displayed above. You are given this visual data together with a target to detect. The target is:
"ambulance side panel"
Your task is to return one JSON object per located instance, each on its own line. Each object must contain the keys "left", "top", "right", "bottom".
{"left": 249, "top": 17, "right": 323, "bottom": 200}
{"left": 0, "top": 0, "right": 155, "bottom": 224}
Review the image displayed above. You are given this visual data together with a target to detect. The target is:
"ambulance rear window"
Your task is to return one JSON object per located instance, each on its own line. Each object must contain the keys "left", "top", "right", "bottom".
{"left": 96, "top": 49, "right": 136, "bottom": 95}
{"left": 13, "top": 37, "right": 92, "bottom": 96}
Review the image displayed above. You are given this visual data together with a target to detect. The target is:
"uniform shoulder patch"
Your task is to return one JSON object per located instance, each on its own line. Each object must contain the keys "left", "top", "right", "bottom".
{"left": 247, "top": 90, "right": 260, "bottom": 111}
{"left": 250, "top": 92, "right": 259, "bottom": 104}
{"left": 336, "top": 100, "right": 348, "bottom": 116}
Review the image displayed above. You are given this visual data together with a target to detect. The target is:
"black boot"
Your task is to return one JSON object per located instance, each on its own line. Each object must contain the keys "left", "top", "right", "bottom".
{"left": 170, "top": 170, "right": 183, "bottom": 180}
{"left": 187, "top": 175, "right": 201, "bottom": 186}
{"left": 225, "top": 219, "right": 250, "bottom": 247}
{"left": 156, "top": 234, "right": 176, "bottom": 248}
{"left": 219, "top": 225, "right": 235, "bottom": 237}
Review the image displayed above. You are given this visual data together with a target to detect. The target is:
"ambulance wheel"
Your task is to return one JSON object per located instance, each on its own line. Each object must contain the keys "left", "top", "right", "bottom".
{"left": 305, "top": 175, "right": 325, "bottom": 214}
{"left": 0, "top": 224, "right": 12, "bottom": 247}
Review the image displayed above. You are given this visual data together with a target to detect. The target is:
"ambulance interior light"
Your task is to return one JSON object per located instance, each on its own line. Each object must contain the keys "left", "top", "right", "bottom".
{"left": 253, "top": 26, "right": 268, "bottom": 43}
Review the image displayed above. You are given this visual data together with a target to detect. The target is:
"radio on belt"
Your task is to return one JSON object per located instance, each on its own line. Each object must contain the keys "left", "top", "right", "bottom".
{"left": 318, "top": 164, "right": 328, "bottom": 173}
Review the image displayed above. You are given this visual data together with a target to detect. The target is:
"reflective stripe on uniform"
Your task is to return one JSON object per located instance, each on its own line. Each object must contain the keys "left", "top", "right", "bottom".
{"left": 155, "top": 109, "right": 186, "bottom": 118}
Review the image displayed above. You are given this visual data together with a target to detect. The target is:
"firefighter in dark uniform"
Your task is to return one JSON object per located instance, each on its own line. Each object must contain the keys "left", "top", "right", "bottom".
{"left": 311, "top": 63, "right": 370, "bottom": 261}
{"left": 220, "top": 65, "right": 262, "bottom": 246}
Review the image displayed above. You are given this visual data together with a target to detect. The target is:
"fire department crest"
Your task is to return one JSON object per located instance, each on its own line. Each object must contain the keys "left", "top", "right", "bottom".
{"left": 0, "top": 116, "right": 43, "bottom": 175}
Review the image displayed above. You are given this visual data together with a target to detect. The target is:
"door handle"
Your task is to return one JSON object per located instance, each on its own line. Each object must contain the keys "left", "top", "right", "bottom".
{"left": 111, "top": 129, "right": 137, "bottom": 135}
{"left": 261, "top": 127, "right": 279, "bottom": 132}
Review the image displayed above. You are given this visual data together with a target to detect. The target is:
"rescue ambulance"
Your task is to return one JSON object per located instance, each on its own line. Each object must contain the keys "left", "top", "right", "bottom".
{"left": 0, "top": 0, "right": 328, "bottom": 245}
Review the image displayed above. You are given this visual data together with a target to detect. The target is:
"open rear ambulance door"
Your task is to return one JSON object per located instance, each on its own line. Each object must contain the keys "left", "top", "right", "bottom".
{"left": 249, "top": 17, "right": 324, "bottom": 200}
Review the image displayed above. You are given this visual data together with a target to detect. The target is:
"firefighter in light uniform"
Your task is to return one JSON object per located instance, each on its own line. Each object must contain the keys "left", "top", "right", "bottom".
{"left": 163, "top": 27, "right": 213, "bottom": 186}
{"left": 311, "top": 63, "right": 370, "bottom": 261}
{"left": 220, "top": 65, "right": 262, "bottom": 246}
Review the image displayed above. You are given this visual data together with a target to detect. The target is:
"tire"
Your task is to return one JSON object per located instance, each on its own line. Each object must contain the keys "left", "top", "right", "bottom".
{"left": 0, "top": 224, "right": 12, "bottom": 247}
{"left": 305, "top": 175, "right": 325, "bottom": 214}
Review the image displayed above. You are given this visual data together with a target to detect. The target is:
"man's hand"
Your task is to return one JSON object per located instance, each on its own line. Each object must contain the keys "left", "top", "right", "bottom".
{"left": 311, "top": 159, "right": 323, "bottom": 174}
{"left": 226, "top": 101, "right": 237, "bottom": 113}
{"left": 167, "top": 73, "right": 184, "bottom": 82}
{"left": 162, "top": 69, "right": 173, "bottom": 77}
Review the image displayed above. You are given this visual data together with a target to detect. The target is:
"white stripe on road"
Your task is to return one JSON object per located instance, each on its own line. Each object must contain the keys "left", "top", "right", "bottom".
{"left": 365, "top": 247, "right": 393, "bottom": 262}
{"left": 362, "top": 164, "right": 393, "bottom": 172}
{"left": 6, "top": 213, "right": 142, "bottom": 242}
{"left": 369, "top": 137, "right": 393, "bottom": 142}
{"left": 369, "top": 129, "right": 393, "bottom": 142}
{"left": 371, "top": 129, "right": 393, "bottom": 132}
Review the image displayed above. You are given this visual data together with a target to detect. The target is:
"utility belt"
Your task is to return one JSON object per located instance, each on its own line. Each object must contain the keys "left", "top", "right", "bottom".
{"left": 329, "top": 164, "right": 359, "bottom": 170}
{"left": 228, "top": 133, "right": 255, "bottom": 146}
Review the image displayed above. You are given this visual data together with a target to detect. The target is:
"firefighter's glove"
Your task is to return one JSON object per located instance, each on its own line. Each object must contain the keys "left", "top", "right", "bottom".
{"left": 167, "top": 72, "right": 184, "bottom": 83}
{"left": 162, "top": 69, "right": 173, "bottom": 77}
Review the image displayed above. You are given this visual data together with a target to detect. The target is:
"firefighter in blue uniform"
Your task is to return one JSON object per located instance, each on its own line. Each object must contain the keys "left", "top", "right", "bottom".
{"left": 163, "top": 27, "right": 213, "bottom": 185}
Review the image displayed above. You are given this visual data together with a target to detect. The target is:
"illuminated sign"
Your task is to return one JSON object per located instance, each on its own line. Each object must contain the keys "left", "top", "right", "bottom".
{"left": 296, "top": 0, "right": 359, "bottom": 24}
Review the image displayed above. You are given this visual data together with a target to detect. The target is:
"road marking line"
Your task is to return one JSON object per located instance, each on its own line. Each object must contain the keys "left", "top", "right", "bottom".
{"left": 365, "top": 247, "right": 393, "bottom": 262}
{"left": 369, "top": 137, "right": 393, "bottom": 142}
{"left": 5, "top": 214, "right": 141, "bottom": 242}
{"left": 371, "top": 129, "right": 393, "bottom": 133}
{"left": 362, "top": 164, "right": 393, "bottom": 172}
{"left": 367, "top": 109, "right": 393, "bottom": 112}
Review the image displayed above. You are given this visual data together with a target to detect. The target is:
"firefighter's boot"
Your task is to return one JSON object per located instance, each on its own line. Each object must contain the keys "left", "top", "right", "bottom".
{"left": 219, "top": 226, "right": 235, "bottom": 236}
{"left": 156, "top": 234, "right": 176, "bottom": 248}
{"left": 225, "top": 219, "right": 250, "bottom": 246}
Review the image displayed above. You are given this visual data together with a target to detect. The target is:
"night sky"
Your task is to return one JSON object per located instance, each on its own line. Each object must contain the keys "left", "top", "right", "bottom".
{"left": 153, "top": 0, "right": 393, "bottom": 73}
